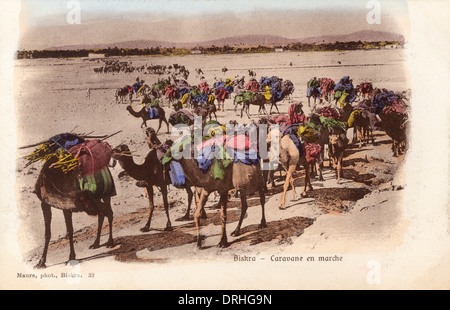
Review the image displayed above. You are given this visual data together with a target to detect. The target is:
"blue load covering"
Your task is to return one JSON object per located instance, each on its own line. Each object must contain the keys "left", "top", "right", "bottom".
{"left": 48, "top": 133, "right": 85, "bottom": 151}
{"left": 133, "top": 82, "right": 143, "bottom": 93}
{"left": 177, "top": 87, "right": 190, "bottom": 99}
{"left": 196, "top": 143, "right": 260, "bottom": 175}
{"left": 191, "top": 94, "right": 210, "bottom": 104}
{"left": 280, "top": 124, "right": 304, "bottom": 157}
{"left": 148, "top": 107, "right": 159, "bottom": 119}
{"left": 196, "top": 144, "right": 217, "bottom": 174}
{"left": 233, "top": 149, "right": 260, "bottom": 165}
{"left": 334, "top": 76, "right": 354, "bottom": 92}
{"left": 373, "top": 91, "right": 397, "bottom": 114}
{"left": 307, "top": 87, "right": 321, "bottom": 97}
{"left": 168, "top": 161, "right": 186, "bottom": 188}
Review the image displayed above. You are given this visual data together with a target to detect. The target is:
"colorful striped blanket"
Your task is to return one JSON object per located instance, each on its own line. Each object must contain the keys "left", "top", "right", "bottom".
{"left": 78, "top": 167, "right": 116, "bottom": 198}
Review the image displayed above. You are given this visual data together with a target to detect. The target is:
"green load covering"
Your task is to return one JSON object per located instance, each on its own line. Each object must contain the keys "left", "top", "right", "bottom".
{"left": 235, "top": 91, "right": 256, "bottom": 104}
{"left": 319, "top": 116, "right": 346, "bottom": 132}
{"left": 78, "top": 167, "right": 116, "bottom": 199}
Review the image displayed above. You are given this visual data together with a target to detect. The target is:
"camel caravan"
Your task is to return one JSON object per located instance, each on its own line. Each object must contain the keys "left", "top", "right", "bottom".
{"left": 22, "top": 66, "right": 410, "bottom": 268}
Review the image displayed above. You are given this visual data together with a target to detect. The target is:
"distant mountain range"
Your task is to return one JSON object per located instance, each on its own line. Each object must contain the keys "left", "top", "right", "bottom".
{"left": 46, "top": 30, "right": 405, "bottom": 50}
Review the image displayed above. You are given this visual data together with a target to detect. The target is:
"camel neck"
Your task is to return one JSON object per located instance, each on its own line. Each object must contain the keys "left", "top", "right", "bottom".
{"left": 119, "top": 151, "right": 158, "bottom": 181}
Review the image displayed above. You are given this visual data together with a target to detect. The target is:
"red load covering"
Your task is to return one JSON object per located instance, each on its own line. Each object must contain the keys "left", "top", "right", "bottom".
{"left": 68, "top": 139, "right": 112, "bottom": 177}
{"left": 304, "top": 142, "right": 322, "bottom": 164}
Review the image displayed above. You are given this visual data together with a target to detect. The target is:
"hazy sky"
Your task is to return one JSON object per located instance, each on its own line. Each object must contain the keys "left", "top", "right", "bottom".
{"left": 18, "top": 0, "right": 410, "bottom": 49}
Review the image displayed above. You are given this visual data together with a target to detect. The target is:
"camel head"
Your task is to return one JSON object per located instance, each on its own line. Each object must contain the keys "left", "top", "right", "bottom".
{"left": 112, "top": 144, "right": 132, "bottom": 160}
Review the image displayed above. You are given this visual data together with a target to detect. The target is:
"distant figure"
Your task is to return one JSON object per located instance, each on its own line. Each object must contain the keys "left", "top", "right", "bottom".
{"left": 86, "top": 88, "right": 91, "bottom": 99}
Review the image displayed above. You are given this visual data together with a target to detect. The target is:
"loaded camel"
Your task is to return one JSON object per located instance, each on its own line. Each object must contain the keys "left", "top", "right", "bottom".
{"left": 33, "top": 157, "right": 115, "bottom": 269}
{"left": 115, "top": 86, "right": 133, "bottom": 104}
{"left": 267, "top": 127, "right": 313, "bottom": 210}
{"left": 238, "top": 92, "right": 268, "bottom": 118}
{"left": 328, "top": 126, "right": 349, "bottom": 184}
{"left": 126, "top": 104, "right": 169, "bottom": 133}
{"left": 166, "top": 141, "right": 267, "bottom": 248}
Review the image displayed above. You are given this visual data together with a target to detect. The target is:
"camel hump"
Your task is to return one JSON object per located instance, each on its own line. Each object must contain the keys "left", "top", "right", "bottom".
{"left": 232, "top": 163, "right": 263, "bottom": 191}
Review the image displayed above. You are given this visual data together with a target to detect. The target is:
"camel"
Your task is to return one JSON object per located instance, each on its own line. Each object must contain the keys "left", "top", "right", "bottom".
{"left": 126, "top": 105, "right": 169, "bottom": 133}
{"left": 328, "top": 127, "right": 349, "bottom": 183}
{"left": 193, "top": 103, "right": 217, "bottom": 123}
{"left": 33, "top": 157, "right": 115, "bottom": 269}
{"left": 267, "top": 128, "right": 312, "bottom": 210}
{"left": 353, "top": 111, "right": 375, "bottom": 148}
{"left": 115, "top": 86, "right": 132, "bottom": 104}
{"left": 175, "top": 156, "right": 267, "bottom": 248}
{"left": 112, "top": 143, "right": 196, "bottom": 232}
{"left": 306, "top": 87, "right": 321, "bottom": 107}
{"left": 379, "top": 109, "right": 408, "bottom": 157}
{"left": 238, "top": 92, "right": 268, "bottom": 118}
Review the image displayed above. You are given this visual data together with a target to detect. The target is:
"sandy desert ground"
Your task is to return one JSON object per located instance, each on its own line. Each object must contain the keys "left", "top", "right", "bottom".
{"left": 11, "top": 48, "right": 444, "bottom": 289}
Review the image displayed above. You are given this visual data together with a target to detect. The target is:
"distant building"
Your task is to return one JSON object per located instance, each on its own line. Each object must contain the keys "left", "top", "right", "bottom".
{"left": 191, "top": 49, "right": 202, "bottom": 54}
{"left": 274, "top": 48, "right": 284, "bottom": 52}
{"left": 88, "top": 53, "right": 106, "bottom": 59}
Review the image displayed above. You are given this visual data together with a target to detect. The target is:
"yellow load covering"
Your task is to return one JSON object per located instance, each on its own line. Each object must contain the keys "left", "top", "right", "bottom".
{"left": 347, "top": 110, "right": 361, "bottom": 128}
{"left": 264, "top": 86, "right": 272, "bottom": 100}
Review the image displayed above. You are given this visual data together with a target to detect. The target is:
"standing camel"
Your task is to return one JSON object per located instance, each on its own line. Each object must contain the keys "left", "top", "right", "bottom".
{"left": 115, "top": 86, "right": 133, "bottom": 104}
{"left": 33, "top": 157, "right": 115, "bottom": 269}
{"left": 126, "top": 105, "right": 169, "bottom": 133}
{"left": 112, "top": 143, "right": 196, "bottom": 232}
{"left": 267, "top": 128, "right": 313, "bottom": 210}
{"left": 238, "top": 92, "right": 268, "bottom": 118}
{"left": 166, "top": 140, "right": 267, "bottom": 247}
{"left": 328, "top": 127, "right": 349, "bottom": 183}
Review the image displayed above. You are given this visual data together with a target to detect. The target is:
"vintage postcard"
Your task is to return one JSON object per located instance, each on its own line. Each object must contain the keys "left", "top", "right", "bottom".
{"left": 1, "top": 0, "right": 448, "bottom": 291}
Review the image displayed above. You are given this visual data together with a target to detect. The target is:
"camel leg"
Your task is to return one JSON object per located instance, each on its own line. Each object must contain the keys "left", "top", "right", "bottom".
{"left": 258, "top": 188, "right": 267, "bottom": 229}
{"left": 103, "top": 197, "right": 114, "bottom": 247}
{"left": 35, "top": 202, "right": 52, "bottom": 269}
{"left": 318, "top": 148, "right": 325, "bottom": 181}
{"left": 290, "top": 174, "right": 297, "bottom": 200}
{"left": 303, "top": 162, "right": 313, "bottom": 194}
{"left": 160, "top": 186, "right": 173, "bottom": 231}
{"left": 336, "top": 154, "right": 343, "bottom": 184}
{"left": 178, "top": 187, "right": 194, "bottom": 221}
{"left": 156, "top": 118, "right": 162, "bottom": 134}
{"left": 89, "top": 212, "right": 104, "bottom": 249}
{"left": 280, "top": 165, "right": 295, "bottom": 209}
{"left": 194, "top": 188, "right": 210, "bottom": 248}
{"left": 273, "top": 103, "right": 280, "bottom": 114}
{"left": 218, "top": 193, "right": 229, "bottom": 248}
{"left": 63, "top": 210, "right": 76, "bottom": 263}
{"left": 141, "top": 186, "right": 155, "bottom": 232}
{"left": 231, "top": 191, "right": 249, "bottom": 237}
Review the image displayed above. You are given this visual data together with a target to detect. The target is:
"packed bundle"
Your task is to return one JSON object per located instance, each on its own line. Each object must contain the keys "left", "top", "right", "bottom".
{"left": 192, "top": 94, "right": 214, "bottom": 106}
{"left": 287, "top": 103, "right": 307, "bottom": 124}
{"left": 359, "top": 82, "right": 374, "bottom": 95}
{"left": 198, "top": 82, "right": 210, "bottom": 94}
{"left": 373, "top": 91, "right": 398, "bottom": 114}
{"left": 319, "top": 78, "right": 335, "bottom": 95}
{"left": 234, "top": 91, "right": 256, "bottom": 105}
{"left": 25, "top": 133, "right": 85, "bottom": 172}
{"left": 245, "top": 80, "right": 260, "bottom": 92}
{"left": 169, "top": 110, "right": 195, "bottom": 126}
{"left": 270, "top": 114, "right": 289, "bottom": 125}
{"left": 25, "top": 133, "right": 115, "bottom": 198}
{"left": 317, "top": 107, "right": 340, "bottom": 120}
{"left": 334, "top": 76, "right": 356, "bottom": 104}
{"left": 163, "top": 85, "right": 179, "bottom": 99}
{"left": 152, "top": 78, "right": 171, "bottom": 91}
